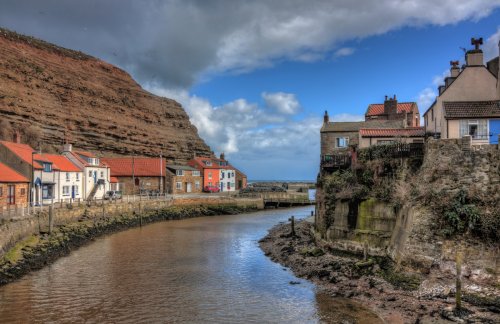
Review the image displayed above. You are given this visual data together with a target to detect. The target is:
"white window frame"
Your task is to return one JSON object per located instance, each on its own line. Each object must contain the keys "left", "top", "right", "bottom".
{"left": 176, "top": 182, "right": 182, "bottom": 190}
{"left": 62, "top": 186, "right": 70, "bottom": 196}
{"left": 195, "top": 181, "right": 200, "bottom": 189}
{"left": 336, "top": 137, "right": 349, "bottom": 148}
{"left": 176, "top": 170, "right": 184, "bottom": 176}
{"left": 66, "top": 172, "right": 70, "bottom": 182}
{"left": 192, "top": 170, "right": 200, "bottom": 177}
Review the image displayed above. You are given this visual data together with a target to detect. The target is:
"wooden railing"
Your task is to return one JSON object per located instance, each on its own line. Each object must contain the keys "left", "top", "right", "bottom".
{"left": 320, "top": 153, "right": 351, "bottom": 169}
{"left": 358, "top": 143, "right": 424, "bottom": 161}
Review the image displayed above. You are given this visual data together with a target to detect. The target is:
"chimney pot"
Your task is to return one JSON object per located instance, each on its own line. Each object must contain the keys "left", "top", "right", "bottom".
{"left": 323, "top": 110, "right": 329, "bottom": 124}
{"left": 63, "top": 143, "right": 73, "bottom": 152}
{"left": 220, "top": 152, "right": 225, "bottom": 160}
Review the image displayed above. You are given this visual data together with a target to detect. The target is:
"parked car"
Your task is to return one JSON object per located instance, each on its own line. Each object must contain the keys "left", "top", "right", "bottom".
{"left": 204, "top": 185, "right": 220, "bottom": 193}
{"left": 104, "top": 190, "right": 122, "bottom": 200}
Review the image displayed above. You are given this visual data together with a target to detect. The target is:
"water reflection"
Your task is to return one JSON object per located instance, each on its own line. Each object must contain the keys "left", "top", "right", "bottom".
{"left": 0, "top": 206, "right": 381, "bottom": 323}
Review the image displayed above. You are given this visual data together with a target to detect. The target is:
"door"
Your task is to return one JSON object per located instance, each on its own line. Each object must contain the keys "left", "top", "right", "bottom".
{"left": 220, "top": 182, "right": 224, "bottom": 192}
{"left": 489, "top": 120, "right": 500, "bottom": 144}
{"left": 186, "top": 183, "right": 192, "bottom": 193}
{"left": 7, "top": 185, "right": 15, "bottom": 205}
{"left": 71, "top": 185, "right": 76, "bottom": 199}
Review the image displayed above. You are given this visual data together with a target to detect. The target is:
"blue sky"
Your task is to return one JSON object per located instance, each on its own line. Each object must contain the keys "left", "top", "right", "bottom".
{"left": 1, "top": 1, "right": 500, "bottom": 180}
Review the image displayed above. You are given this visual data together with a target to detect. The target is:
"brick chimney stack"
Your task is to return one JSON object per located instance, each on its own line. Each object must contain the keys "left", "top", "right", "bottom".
{"left": 220, "top": 152, "right": 225, "bottom": 161}
{"left": 450, "top": 60, "right": 460, "bottom": 77}
{"left": 323, "top": 110, "right": 329, "bottom": 124}
{"left": 465, "top": 37, "right": 484, "bottom": 66}
{"left": 384, "top": 95, "right": 398, "bottom": 116}
{"left": 12, "top": 130, "right": 21, "bottom": 143}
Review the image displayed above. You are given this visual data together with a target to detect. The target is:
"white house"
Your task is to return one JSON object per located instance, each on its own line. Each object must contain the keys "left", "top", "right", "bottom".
{"left": 62, "top": 144, "right": 110, "bottom": 200}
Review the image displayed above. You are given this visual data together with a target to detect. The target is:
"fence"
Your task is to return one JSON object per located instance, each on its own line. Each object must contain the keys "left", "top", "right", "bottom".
{"left": 320, "top": 153, "right": 351, "bottom": 169}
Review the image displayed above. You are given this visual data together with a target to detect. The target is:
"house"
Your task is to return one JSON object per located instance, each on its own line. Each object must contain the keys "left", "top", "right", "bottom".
{"left": 0, "top": 161, "right": 29, "bottom": 210}
{"left": 101, "top": 157, "right": 165, "bottom": 195}
{"left": 424, "top": 38, "right": 500, "bottom": 144}
{"left": 43, "top": 154, "right": 84, "bottom": 202}
{"left": 188, "top": 154, "right": 238, "bottom": 192}
{"left": 110, "top": 177, "right": 120, "bottom": 191}
{"left": 365, "top": 96, "right": 420, "bottom": 127}
{"left": 320, "top": 112, "right": 409, "bottom": 156}
{"left": 165, "top": 164, "right": 202, "bottom": 194}
{"left": 234, "top": 167, "right": 248, "bottom": 190}
{"left": 0, "top": 140, "right": 84, "bottom": 205}
{"left": 63, "top": 144, "right": 110, "bottom": 200}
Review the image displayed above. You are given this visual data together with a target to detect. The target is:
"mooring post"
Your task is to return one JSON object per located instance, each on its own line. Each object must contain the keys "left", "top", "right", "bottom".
{"left": 48, "top": 205, "right": 54, "bottom": 235}
{"left": 456, "top": 250, "right": 463, "bottom": 311}
{"left": 289, "top": 215, "right": 296, "bottom": 237}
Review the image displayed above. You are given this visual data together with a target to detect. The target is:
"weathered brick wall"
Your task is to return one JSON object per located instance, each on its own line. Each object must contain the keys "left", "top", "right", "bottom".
{"left": 115, "top": 176, "right": 164, "bottom": 195}
{"left": 321, "top": 131, "right": 358, "bottom": 155}
{"left": 166, "top": 171, "right": 203, "bottom": 194}
{"left": 0, "top": 183, "right": 29, "bottom": 209}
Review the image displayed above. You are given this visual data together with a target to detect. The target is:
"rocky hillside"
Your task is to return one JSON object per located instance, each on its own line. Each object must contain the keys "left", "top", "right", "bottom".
{"left": 0, "top": 28, "right": 212, "bottom": 160}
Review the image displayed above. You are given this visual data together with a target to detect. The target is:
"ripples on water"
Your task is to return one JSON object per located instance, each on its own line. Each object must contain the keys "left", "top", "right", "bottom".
{"left": 0, "top": 206, "right": 382, "bottom": 323}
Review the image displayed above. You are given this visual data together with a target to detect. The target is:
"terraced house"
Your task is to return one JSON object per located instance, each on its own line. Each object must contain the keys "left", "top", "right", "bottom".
{"left": 165, "top": 164, "right": 202, "bottom": 194}
{"left": 0, "top": 161, "right": 29, "bottom": 210}
{"left": 424, "top": 38, "right": 500, "bottom": 144}
{"left": 189, "top": 154, "right": 239, "bottom": 192}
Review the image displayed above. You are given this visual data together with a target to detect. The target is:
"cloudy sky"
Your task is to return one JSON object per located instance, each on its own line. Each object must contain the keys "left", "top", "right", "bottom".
{"left": 1, "top": 1, "right": 500, "bottom": 180}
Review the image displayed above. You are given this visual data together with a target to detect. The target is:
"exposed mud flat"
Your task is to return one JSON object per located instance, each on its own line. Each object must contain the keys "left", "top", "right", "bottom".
{"left": 259, "top": 220, "right": 500, "bottom": 324}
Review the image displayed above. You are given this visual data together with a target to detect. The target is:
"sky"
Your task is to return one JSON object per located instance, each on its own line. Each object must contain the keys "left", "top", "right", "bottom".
{"left": 1, "top": 0, "right": 500, "bottom": 180}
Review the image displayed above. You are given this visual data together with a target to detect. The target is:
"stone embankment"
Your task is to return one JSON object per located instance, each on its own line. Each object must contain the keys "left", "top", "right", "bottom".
{"left": 260, "top": 220, "right": 500, "bottom": 324}
{"left": 0, "top": 196, "right": 262, "bottom": 285}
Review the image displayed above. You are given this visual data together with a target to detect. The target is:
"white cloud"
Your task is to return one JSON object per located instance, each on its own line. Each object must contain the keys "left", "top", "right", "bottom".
{"left": 147, "top": 85, "right": 321, "bottom": 179}
{"left": 416, "top": 87, "right": 436, "bottom": 113}
{"left": 334, "top": 47, "right": 355, "bottom": 58}
{"left": 484, "top": 26, "right": 500, "bottom": 61}
{"left": 262, "top": 92, "right": 301, "bottom": 115}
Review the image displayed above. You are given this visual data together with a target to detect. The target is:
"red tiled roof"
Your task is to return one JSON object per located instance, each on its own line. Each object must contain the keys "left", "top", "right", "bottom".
{"left": 366, "top": 102, "right": 416, "bottom": 116}
{"left": 101, "top": 157, "right": 166, "bottom": 177}
{"left": 0, "top": 162, "right": 29, "bottom": 183}
{"left": 110, "top": 176, "right": 119, "bottom": 183}
{"left": 189, "top": 156, "right": 232, "bottom": 170}
{"left": 0, "top": 140, "right": 43, "bottom": 169}
{"left": 359, "top": 127, "right": 425, "bottom": 137}
{"left": 67, "top": 151, "right": 108, "bottom": 168}
{"left": 43, "top": 154, "right": 81, "bottom": 172}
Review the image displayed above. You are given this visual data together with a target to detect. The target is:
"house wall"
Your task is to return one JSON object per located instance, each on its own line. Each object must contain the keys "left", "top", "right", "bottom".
{"left": 220, "top": 169, "right": 236, "bottom": 192}
{"left": 203, "top": 169, "right": 220, "bottom": 188}
{"left": 447, "top": 119, "right": 493, "bottom": 145}
{"left": 33, "top": 169, "right": 59, "bottom": 204}
{"left": 321, "top": 131, "right": 358, "bottom": 155}
{"left": 113, "top": 176, "right": 164, "bottom": 195}
{"left": 165, "top": 171, "right": 202, "bottom": 194}
{"left": 0, "top": 182, "right": 29, "bottom": 209}
{"left": 83, "top": 166, "right": 110, "bottom": 199}
{"left": 235, "top": 170, "right": 247, "bottom": 190}
{"left": 425, "top": 67, "right": 498, "bottom": 137}
{"left": 57, "top": 171, "right": 84, "bottom": 202}
{"left": 358, "top": 136, "right": 424, "bottom": 148}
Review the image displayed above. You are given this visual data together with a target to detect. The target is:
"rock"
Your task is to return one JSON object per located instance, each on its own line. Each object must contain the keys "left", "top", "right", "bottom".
{"left": 289, "top": 281, "right": 301, "bottom": 285}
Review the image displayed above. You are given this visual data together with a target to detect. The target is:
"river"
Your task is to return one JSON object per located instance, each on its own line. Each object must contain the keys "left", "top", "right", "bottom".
{"left": 0, "top": 206, "right": 382, "bottom": 323}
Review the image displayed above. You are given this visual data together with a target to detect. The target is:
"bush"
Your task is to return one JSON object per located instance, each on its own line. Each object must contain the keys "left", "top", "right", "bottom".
{"left": 440, "top": 190, "right": 480, "bottom": 237}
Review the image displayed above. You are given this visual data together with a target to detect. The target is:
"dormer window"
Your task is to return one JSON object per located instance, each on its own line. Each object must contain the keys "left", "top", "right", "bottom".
{"left": 203, "top": 160, "right": 212, "bottom": 166}
{"left": 43, "top": 163, "right": 52, "bottom": 172}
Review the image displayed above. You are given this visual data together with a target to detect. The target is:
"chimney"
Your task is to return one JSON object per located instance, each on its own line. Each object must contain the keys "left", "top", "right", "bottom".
{"left": 12, "top": 130, "right": 21, "bottom": 143}
{"left": 384, "top": 95, "right": 398, "bottom": 116}
{"left": 63, "top": 143, "right": 73, "bottom": 152}
{"left": 465, "top": 37, "right": 484, "bottom": 66}
{"left": 323, "top": 110, "right": 329, "bottom": 124}
{"left": 220, "top": 152, "right": 225, "bottom": 161}
{"left": 450, "top": 60, "right": 460, "bottom": 77}
{"left": 438, "top": 85, "right": 446, "bottom": 95}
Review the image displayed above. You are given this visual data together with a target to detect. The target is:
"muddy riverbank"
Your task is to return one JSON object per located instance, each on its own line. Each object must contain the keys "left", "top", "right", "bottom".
{"left": 259, "top": 220, "right": 500, "bottom": 323}
{"left": 0, "top": 204, "right": 258, "bottom": 285}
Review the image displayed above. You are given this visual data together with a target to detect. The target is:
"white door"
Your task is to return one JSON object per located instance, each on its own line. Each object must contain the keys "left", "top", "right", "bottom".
{"left": 186, "top": 183, "right": 192, "bottom": 193}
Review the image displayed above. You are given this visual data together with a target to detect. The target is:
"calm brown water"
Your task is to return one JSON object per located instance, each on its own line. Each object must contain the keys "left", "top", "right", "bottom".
{"left": 0, "top": 206, "right": 382, "bottom": 323}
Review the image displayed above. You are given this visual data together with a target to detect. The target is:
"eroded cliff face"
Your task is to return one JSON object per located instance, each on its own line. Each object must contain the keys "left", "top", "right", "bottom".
{"left": 0, "top": 28, "right": 212, "bottom": 160}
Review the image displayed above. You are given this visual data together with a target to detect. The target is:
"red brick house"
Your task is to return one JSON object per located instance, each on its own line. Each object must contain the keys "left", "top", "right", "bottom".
{"left": 0, "top": 161, "right": 29, "bottom": 210}
{"left": 101, "top": 157, "right": 166, "bottom": 195}
{"left": 365, "top": 96, "right": 420, "bottom": 127}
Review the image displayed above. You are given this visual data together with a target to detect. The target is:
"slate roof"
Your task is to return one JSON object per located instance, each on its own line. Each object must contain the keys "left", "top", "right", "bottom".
{"left": 0, "top": 161, "right": 29, "bottom": 183}
{"left": 359, "top": 127, "right": 425, "bottom": 137}
{"left": 366, "top": 102, "right": 416, "bottom": 116}
{"left": 443, "top": 101, "right": 500, "bottom": 119}
{"left": 101, "top": 157, "right": 166, "bottom": 177}
{"left": 321, "top": 120, "right": 405, "bottom": 132}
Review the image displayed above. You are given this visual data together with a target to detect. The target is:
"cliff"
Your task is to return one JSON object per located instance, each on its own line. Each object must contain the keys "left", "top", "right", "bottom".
{"left": 0, "top": 28, "right": 212, "bottom": 160}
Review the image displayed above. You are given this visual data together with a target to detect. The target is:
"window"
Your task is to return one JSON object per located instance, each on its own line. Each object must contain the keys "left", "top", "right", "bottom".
{"left": 43, "top": 163, "right": 52, "bottom": 172}
{"left": 76, "top": 173, "right": 79, "bottom": 181}
{"left": 192, "top": 170, "right": 200, "bottom": 176}
{"left": 42, "top": 185, "right": 54, "bottom": 199}
{"left": 66, "top": 172, "right": 70, "bottom": 182}
{"left": 208, "top": 172, "right": 212, "bottom": 179}
{"left": 7, "top": 185, "right": 15, "bottom": 205}
{"left": 176, "top": 182, "right": 182, "bottom": 190}
{"left": 336, "top": 137, "right": 349, "bottom": 148}
{"left": 100, "top": 171, "right": 104, "bottom": 178}
{"left": 459, "top": 120, "right": 488, "bottom": 139}
{"left": 176, "top": 170, "right": 184, "bottom": 176}
{"left": 203, "top": 160, "right": 212, "bottom": 166}
{"left": 208, "top": 182, "right": 212, "bottom": 186}
{"left": 0, "top": 187, "right": 2, "bottom": 196}
{"left": 221, "top": 172, "right": 225, "bottom": 179}
{"left": 195, "top": 181, "right": 200, "bottom": 189}
{"left": 88, "top": 171, "right": 92, "bottom": 177}
{"left": 20, "top": 188, "right": 26, "bottom": 195}
{"left": 377, "top": 140, "right": 395, "bottom": 145}
{"left": 63, "top": 186, "right": 70, "bottom": 196}
{"left": 227, "top": 182, "right": 230, "bottom": 190}
{"left": 74, "top": 186, "right": 79, "bottom": 195}
{"left": 219, "top": 161, "right": 227, "bottom": 166}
